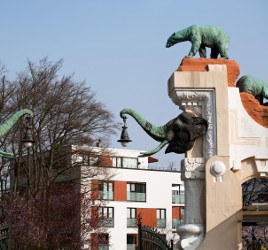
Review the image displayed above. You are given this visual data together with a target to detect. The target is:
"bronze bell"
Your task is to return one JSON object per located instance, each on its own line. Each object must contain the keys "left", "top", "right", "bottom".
{"left": 21, "top": 115, "right": 35, "bottom": 148}
{"left": 117, "top": 116, "right": 132, "bottom": 147}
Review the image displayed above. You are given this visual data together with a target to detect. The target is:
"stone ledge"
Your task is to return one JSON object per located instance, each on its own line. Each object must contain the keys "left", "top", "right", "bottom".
{"left": 177, "top": 58, "right": 240, "bottom": 87}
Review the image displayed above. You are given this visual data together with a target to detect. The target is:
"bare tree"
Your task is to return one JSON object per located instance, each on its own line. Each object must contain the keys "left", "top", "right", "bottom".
{"left": 242, "top": 178, "right": 268, "bottom": 207}
{"left": 0, "top": 58, "right": 118, "bottom": 248}
{"left": 242, "top": 178, "right": 268, "bottom": 248}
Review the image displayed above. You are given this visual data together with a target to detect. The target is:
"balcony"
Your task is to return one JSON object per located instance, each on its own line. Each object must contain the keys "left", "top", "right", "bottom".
{"left": 99, "top": 191, "right": 114, "bottom": 200}
{"left": 127, "top": 192, "right": 146, "bottom": 202}
{"left": 172, "top": 194, "right": 185, "bottom": 204}
{"left": 103, "top": 218, "right": 114, "bottom": 228}
{"left": 172, "top": 219, "right": 184, "bottom": 229}
{"left": 157, "top": 219, "right": 166, "bottom": 228}
{"left": 98, "top": 245, "right": 109, "bottom": 250}
{"left": 127, "top": 244, "right": 136, "bottom": 250}
{"left": 127, "top": 218, "right": 137, "bottom": 228}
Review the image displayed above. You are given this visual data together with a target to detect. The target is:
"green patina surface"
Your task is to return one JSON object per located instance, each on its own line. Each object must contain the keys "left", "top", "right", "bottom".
{"left": 236, "top": 75, "right": 268, "bottom": 104}
{"left": 0, "top": 109, "right": 33, "bottom": 159}
{"left": 120, "top": 108, "right": 207, "bottom": 157}
{"left": 166, "top": 25, "right": 229, "bottom": 59}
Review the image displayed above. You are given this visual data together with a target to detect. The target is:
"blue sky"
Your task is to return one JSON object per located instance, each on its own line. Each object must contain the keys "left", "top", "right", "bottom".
{"left": 1, "top": 1, "right": 268, "bottom": 168}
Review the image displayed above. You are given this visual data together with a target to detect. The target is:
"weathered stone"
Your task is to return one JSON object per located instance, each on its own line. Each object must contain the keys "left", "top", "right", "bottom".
{"left": 177, "top": 58, "right": 240, "bottom": 87}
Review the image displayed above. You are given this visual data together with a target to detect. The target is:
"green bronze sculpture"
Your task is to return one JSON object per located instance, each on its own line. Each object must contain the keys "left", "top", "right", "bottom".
{"left": 236, "top": 75, "right": 268, "bottom": 105}
{"left": 119, "top": 109, "right": 208, "bottom": 157}
{"left": 0, "top": 109, "right": 33, "bottom": 159}
{"left": 166, "top": 25, "right": 229, "bottom": 59}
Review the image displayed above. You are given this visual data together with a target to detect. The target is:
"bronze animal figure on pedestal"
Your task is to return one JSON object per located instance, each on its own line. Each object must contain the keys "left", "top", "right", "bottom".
{"left": 166, "top": 25, "right": 229, "bottom": 59}
{"left": 236, "top": 75, "right": 268, "bottom": 105}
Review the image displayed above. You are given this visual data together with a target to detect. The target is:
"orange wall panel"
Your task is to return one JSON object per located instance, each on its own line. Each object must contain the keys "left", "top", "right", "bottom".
{"left": 90, "top": 206, "right": 99, "bottom": 228}
{"left": 91, "top": 179, "right": 99, "bottom": 200}
{"left": 98, "top": 155, "right": 112, "bottom": 167}
{"left": 137, "top": 208, "right": 157, "bottom": 227}
{"left": 114, "top": 181, "right": 127, "bottom": 201}
{"left": 91, "top": 233, "right": 99, "bottom": 250}
{"left": 172, "top": 206, "right": 180, "bottom": 219}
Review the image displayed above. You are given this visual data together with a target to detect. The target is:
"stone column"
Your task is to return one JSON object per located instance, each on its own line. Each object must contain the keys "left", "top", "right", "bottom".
{"left": 176, "top": 158, "right": 205, "bottom": 249}
{"left": 168, "top": 58, "right": 238, "bottom": 249}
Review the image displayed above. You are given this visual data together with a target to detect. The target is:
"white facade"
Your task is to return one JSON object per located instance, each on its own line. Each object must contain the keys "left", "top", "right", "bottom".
{"left": 108, "top": 167, "right": 183, "bottom": 249}
{"left": 76, "top": 146, "right": 184, "bottom": 250}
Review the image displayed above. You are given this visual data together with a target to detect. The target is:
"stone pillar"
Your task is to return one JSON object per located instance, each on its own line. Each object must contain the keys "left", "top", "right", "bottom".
{"left": 176, "top": 158, "right": 205, "bottom": 249}
{"left": 168, "top": 58, "right": 240, "bottom": 249}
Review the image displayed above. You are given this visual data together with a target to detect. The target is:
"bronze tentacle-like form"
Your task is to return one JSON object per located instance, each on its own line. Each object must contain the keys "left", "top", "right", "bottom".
{"left": 0, "top": 109, "right": 33, "bottom": 159}
{"left": 120, "top": 108, "right": 208, "bottom": 157}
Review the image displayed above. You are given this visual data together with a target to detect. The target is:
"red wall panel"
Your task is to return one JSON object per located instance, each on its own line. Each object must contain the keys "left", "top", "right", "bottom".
{"left": 114, "top": 181, "right": 127, "bottom": 201}
{"left": 137, "top": 208, "right": 157, "bottom": 227}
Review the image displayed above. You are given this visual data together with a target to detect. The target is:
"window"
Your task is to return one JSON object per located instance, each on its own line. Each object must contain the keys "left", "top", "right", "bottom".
{"left": 80, "top": 154, "right": 98, "bottom": 166}
{"left": 181, "top": 207, "right": 185, "bottom": 220}
{"left": 127, "top": 182, "right": 146, "bottom": 202}
{"left": 172, "top": 206, "right": 184, "bottom": 228}
{"left": 157, "top": 209, "right": 166, "bottom": 228}
{"left": 172, "top": 184, "right": 185, "bottom": 204}
{"left": 101, "top": 207, "right": 114, "bottom": 227}
{"left": 127, "top": 208, "right": 137, "bottom": 228}
{"left": 98, "top": 233, "right": 109, "bottom": 250}
{"left": 127, "top": 234, "right": 137, "bottom": 250}
{"left": 99, "top": 181, "right": 114, "bottom": 200}
{"left": 112, "top": 157, "right": 138, "bottom": 168}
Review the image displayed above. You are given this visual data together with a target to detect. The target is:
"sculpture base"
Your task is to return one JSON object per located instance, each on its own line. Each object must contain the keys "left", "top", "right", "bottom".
{"left": 177, "top": 58, "right": 240, "bottom": 87}
{"left": 176, "top": 224, "right": 204, "bottom": 250}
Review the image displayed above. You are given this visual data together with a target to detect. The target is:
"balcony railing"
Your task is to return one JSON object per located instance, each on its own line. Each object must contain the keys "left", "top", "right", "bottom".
{"left": 99, "top": 191, "right": 114, "bottom": 200}
{"left": 157, "top": 219, "right": 166, "bottom": 228}
{"left": 98, "top": 244, "right": 109, "bottom": 250}
{"left": 127, "top": 244, "right": 136, "bottom": 250}
{"left": 172, "top": 219, "right": 184, "bottom": 228}
{"left": 102, "top": 218, "right": 114, "bottom": 228}
{"left": 172, "top": 194, "right": 185, "bottom": 204}
{"left": 127, "top": 218, "right": 137, "bottom": 228}
{"left": 127, "top": 192, "right": 146, "bottom": 202}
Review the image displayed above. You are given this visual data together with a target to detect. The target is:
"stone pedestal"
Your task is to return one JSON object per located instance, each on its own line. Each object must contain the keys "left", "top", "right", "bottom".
{"left": 169, "top": 58, "right": 237, "bottom": 249}
{"left": 169, "top": 58, "right": 268, "bottom": 249}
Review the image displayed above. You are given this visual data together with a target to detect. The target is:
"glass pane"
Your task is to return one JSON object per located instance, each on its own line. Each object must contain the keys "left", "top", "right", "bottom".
{"left": 127, "top": 192, "right": 146, "bottom": 202}
{"left": 108, "top": 182, "right": 113, "bottom": 191}
{"left": 127, "top": 234, "right": 136, "bottom": 244}
{"left": 130, "top": 184, "right": 135, "bottom": 192}
{"left": 112, "top": 157, "right": 116, "bottom": 167}
{"left": 127, "top": 208, "right": 136, "bottom": 218}
{"left": 161, "top": 209, "right": 166, "bottom": 218}
{"left": 117, "top": 157, "right": 121, "bottom": 167}
{"left": 108, "top": 207, "right": 113, "bottom": 218}
{"left": 127, "top": 218, "right": 137, "bottom": 228}
{"left": 122, "top": 157, "right": 138, "bottom": 168}
{"left": 157, "top": 219, "right": 166, "bottom": 228}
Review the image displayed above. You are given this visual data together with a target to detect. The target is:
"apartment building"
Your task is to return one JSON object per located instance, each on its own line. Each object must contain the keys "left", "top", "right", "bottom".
{"left": 73, "top": 145, "right": 185, "bottom": 250}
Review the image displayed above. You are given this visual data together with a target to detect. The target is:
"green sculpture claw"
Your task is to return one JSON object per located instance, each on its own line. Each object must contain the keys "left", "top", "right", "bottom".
{"left": 236, "top": 75, "right": 268, "bottom": 105}
{"left": 0, "top": 109, "right": 33, "bottom": 159}
{"left": 166, "top": 25, "right": 229, "bottom": 59}
{"left": 120, "top": 108, "right": 208, "bottom": 157}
